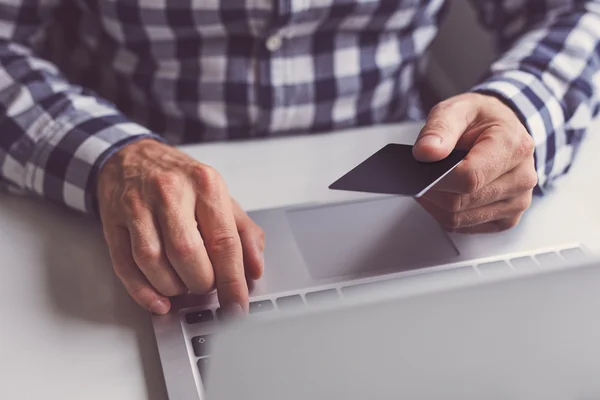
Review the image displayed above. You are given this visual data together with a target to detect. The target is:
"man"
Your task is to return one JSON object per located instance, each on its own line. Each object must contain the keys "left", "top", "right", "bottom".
{"left": 0, "top": 1, "right": 597, "bottom": 316}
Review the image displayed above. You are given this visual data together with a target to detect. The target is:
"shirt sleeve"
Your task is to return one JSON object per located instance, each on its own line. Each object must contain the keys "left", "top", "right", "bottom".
{"left": 0, "top": 0, "right": 163, "bottom": 214}
{"left": 467, "top": 1, "right": 600, "bottom": 193}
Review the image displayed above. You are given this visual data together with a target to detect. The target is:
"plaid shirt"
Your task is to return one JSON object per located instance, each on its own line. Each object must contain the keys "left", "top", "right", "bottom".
{"left": 0, "top": 1, "right": 598, "bottom": 213}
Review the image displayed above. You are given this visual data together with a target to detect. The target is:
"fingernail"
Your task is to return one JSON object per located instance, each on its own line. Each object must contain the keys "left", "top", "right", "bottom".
{"left": 416, "top": 135, "right": 443, "bottom": 148}
{"left": 151, "top": 299, "right": 170, "bottom": 315}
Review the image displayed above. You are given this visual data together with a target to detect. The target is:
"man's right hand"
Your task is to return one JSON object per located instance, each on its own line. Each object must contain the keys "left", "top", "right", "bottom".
{"left": 97, "top": 139, "right": 265, "bottom": 315}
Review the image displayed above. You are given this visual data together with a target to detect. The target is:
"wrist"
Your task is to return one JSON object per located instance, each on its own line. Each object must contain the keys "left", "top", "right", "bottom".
{"left": 102, "top": 138, "right": 159, "bottom": 167}
{"left": 96, "top": 137, "right": 164, "bottom": 206}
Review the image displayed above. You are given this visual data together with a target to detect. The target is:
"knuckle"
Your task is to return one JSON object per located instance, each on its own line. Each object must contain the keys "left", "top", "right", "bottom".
{"left": 150, "top": 170, "right": 181, "bottom": 188}
{"left": 462, "top": 167, "right": 484, "bottom": 194}
{"left": 443, "top": 194, "right": 464, "bottom": 213}
{"left": 514, "top": 193, "right": 533, "bottom": 211}
{"left": 187, "top": 266, "right": 216, "bottom": 294}
{"left": 188, "top": 276, "right": 215, "bottom": 295}
{"left": 205, "top": 229, "right": 239, "bottom": 257}
{"left": 149, "top": 171, "right": 182, "bottom": 205}
{"left": 441, "top": 212, "right": 462, "bottom": 230}
{"left": 189, "top": 164, "right": 222, "bottom": 194}
{"left": 523, "top": 169, "right": 539, "bottom": 190}
{"left": 450, "top": 212, "right": 462, "bottom": 230}
{"left": 171, "top": 239, "right": 201, "bottom": 262}
{"left": 514, "top": 133, "right": 535, "bottom": 159}
{"left": 133, "top": 241, "right": 162, "bottom": 266}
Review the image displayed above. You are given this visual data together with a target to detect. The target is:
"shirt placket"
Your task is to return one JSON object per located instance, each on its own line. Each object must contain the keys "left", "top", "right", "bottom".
{"left": 255, "top": 0, "right": 294, "bottom": 135}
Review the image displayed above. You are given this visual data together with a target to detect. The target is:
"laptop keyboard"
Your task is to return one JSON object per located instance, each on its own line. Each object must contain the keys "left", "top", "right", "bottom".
{"left": 197, "top": 357, "right": 210, "bottom": 379}
{"left": 305, "top": 288, "right": 340, "bottom": 304}
{"left": 184, "top": 245, "right": 593, "bottom": 380}
{"left": 191, "top": 335, "right": 212, "bottom": 358}
{"left": 509, "top": 256, "right": 538, "bottom": 270}
{"left": 249, "top": 299, "right": 275, "bottom": 313}
{"left": 185, "top": 309, "right": 214, "bottom": 324}
{"left": 275, "top": 294, "right": 304, "bottom": 309}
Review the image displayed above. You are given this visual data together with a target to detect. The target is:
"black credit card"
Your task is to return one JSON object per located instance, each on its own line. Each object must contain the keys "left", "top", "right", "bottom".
{"left": 329, "top": 144, "right": 468, "bottom": 197}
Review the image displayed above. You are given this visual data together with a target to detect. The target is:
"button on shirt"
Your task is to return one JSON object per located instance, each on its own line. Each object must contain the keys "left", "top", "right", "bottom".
{"left": 266, "top": 34, "right": 284, "bottom": 52}
{"left": 0, "top": 1, "right": 598, "bottom": 213}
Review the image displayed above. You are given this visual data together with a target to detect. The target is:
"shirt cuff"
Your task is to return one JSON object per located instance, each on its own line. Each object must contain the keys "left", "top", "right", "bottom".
{"left": 26, "top": 110, "right": 165, "bottom": 215}
{"left": 470, "top": 70, "right": 576, "bottom": 195}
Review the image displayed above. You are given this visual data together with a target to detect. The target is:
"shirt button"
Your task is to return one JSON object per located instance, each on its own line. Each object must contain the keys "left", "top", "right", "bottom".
{"left": 265, "top": 34, "right": 283, "bottom": 52}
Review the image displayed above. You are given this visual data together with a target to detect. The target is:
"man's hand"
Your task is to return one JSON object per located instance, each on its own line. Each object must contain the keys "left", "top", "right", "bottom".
{"left": 413, "top": 93, "right": 538, "bottom": 233}
{"left": 97, "top": 139, "right": 265, "bottom": 315}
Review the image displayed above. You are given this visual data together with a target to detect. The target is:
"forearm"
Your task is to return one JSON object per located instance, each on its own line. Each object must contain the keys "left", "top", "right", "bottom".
{"left": 0, "top": 39, "right": 162, "bottom": 213}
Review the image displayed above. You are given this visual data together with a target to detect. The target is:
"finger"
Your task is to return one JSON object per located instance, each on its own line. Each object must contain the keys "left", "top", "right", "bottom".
{"left": 232, "top": 199, "right": 265, "bottom": 280}
{"left": 104, "top": 225, "right": 171, "bottom": 314}
{"left": 125, "top": 202, "right": 187, "bottom": 297}
{"left": 431, "top": 127, "right": 535, "bottom": 194}
{"left": 454, "top": 215, "right": 523, "bottom": 234}
{"left": 421, "top": 158, "right": 538, "bottom": 212}
{"left": 193, "top": 168, "right": 248, "bottom": 313}
{"left": 416, "top": 190, "right": 532, "bottom": 231}
{"left": 413, "top": 98, "right": 475, "bottom": 162}
{"left": 153, "top": 177, "right": 215, "bottom": 295}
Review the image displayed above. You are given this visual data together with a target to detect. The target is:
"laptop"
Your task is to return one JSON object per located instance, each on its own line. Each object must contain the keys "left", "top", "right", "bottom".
{"left": 205, "top": 256, "right": 600, "bottom": 400}
{"left": 152, "top": 193, "right": 599, "bottom": 400}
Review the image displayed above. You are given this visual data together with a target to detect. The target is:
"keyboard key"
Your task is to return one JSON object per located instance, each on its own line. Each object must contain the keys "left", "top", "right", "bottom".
{"left": 276, "top": 294, "right": 304, "bottom": 309}
{"left": 560, "top": 247, "right": 588, "bottom": 263}
{"left": 185, "top": 309, "right": 214, "bottom": 325}
{"left": 342, "top": 282, "right": 378, "bottom": 298}
{"left": 192, "top": 335, "right": 212, "bottom": 357}
{"left": 341, "top": 280, "right": 401, "bottom": 298}
{"left": 477, "top": 260, "right": 512, "bottom": 277}
{"left": 249, "top": 300, "right": 274, "bottom": 313}
{"left": 305, "top": 289, "right": 339, "bottom": 304}
{"left": 197, "top": 357, "right": 209, "bottom": 378}
{"left": 510, "top": 256, "right": 538, "bottom": 271}
{"left": 535, "top": 252, "right": 564, "bottom": 268}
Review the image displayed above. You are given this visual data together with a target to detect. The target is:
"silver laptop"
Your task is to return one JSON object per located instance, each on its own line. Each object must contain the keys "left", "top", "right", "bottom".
{"left": 205, "top": 256, "right": 600, "bottom": 400}
{"left": 152, "top": 194, "right": 599, "bottom": 399}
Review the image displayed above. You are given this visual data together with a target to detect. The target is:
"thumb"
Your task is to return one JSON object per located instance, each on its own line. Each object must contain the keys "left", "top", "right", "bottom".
{"left": 413, "top": 100, "right": 473, "bottom": 162}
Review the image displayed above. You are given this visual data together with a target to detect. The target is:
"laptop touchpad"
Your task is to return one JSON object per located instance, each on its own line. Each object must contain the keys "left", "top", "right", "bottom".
{"left": 286, "top": 196, "right": 459, "bottom": 280}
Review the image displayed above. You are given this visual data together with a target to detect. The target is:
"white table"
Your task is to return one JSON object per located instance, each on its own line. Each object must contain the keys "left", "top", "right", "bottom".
{"left": 0, "top": 122, "right": 598, "bottom": 400}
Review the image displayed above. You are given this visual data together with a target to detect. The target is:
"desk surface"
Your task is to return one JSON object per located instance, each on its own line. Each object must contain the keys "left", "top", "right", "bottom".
{"left": 0, "top": 122, "right": 598, "bottom": 400}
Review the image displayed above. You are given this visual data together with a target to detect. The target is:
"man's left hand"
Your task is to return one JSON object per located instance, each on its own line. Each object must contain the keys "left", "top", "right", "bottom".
{"left": 413, "top": 92, "right": 538, "bottom": 233}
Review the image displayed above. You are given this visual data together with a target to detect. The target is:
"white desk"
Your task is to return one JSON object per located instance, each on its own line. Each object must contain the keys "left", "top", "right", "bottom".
{"left": 0, "top": 122, "right": 598, "bottom": 400}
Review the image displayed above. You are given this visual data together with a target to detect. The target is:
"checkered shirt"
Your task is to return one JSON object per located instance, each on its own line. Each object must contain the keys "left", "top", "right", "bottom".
{"left": 0, "top": 0, "right": 598, "bottom": 213}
